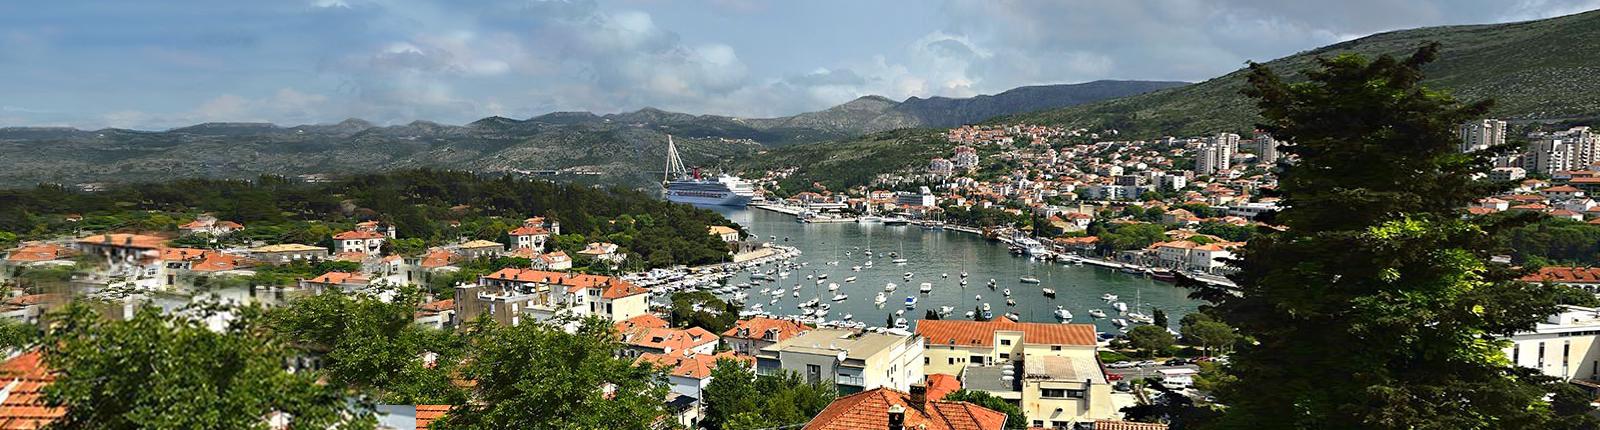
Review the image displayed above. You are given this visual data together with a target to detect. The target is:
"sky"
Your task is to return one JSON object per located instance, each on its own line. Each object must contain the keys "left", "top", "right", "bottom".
{"left": 1, "top": 0, "right": 1597, "bottom": 130}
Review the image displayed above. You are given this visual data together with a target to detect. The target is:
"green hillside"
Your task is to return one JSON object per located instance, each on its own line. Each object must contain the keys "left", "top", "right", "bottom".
{"left": 1002, "top": 10, "right": 1600, "bottom": 137}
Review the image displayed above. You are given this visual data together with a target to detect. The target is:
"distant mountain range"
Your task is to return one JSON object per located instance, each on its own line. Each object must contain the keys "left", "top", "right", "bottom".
{"left": 1002, "top": 9, "right": 1600, "bottom": 137}
{"left": 0, "top": 80, "right": 1182, "bottom": 187}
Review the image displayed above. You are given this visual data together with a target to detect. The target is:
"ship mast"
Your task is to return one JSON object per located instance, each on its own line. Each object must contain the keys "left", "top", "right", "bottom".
{"left": 664, "top": 134, "right": 688, "bottom": 183}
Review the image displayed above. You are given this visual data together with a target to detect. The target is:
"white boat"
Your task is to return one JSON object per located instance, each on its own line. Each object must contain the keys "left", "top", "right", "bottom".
{"left": 919, "top": 283, "right": 933, "bottom": 293}
{"left": 1088, "top": 309, "right": 1107, "bottom": 318}
{"left": 903, "top": 272, "right": 914, "bottom": 279}
{"left": 1020, "top": 276, "right": 1041, "bottom": 284}
{"left": 894, "top": 318, "right": 908, "bottom": 329}
{"left": 1101, "top": 293, "right": 1118, "bottom": 302}
{"left": 942, "top": 273, "right": 949, "bottom": 278}
{"left": 815, "top": 279, "right": 825, "bottom": 285}
{"left": 904, "top": 296, "right": 918, "bottom": 308}
{"left": 896, "top": 309, "right": 906, "bottom": 316}
{"left": 817, "top": 273, "right": 829, "bottom": 279}
{"left": 960, "top": 279, "right": 969, "bottom": 286}
{"left": 1041, "top": 288, "right": 1056, "bottom": 297}
{"left": 792, "top": 291, "right": 799, "bottom": 298}
{"left": 769, "top": 298, "right": 778, "bottom": 305}
{"left": 874, "top": 292, "right": 887, "bottom": 305}
{"left": 851, "top": 266, "right": 862, "bottom": 272}
{"left": 857, "top": 216, "right": 883, "bottom": 224}
{"left": 661, "top": 136, "right": 756, "bottom": 207}
{"left": 1112, "top": 318, "right": 1129, "bottom": 328}
{"left": 1054, "top": 306, "right": 1073, "bottom": 320}
{"left": 965, "top": 310, "right": 976, "bottom": 318}
{"left": 843, "top": 314, "right": 853, "bottom": 321}
{"left": 884, "top": 283, "right": 898, "bottom": 292}
{"left": 831, "top": 293, "right": 849, "bottom": 302}
{"left": 828, "top": 283, "right": 840, "bottom": 291}
{"left": 1128, "top": 312, "right": 1153, "bottom": 324}
{"left": 844, "top": 276, "right": 857, "bottom": 283}
{"left": 975, "top": 294, "right": 982, "bottom": 301}
{"left": 960, "top": 271, "right": 969, "bottom": 278}
{"left": 864, "top": 260, "right": 874, "bottom": 267}
{"left": 805, "top": 274, "right": 813, "bottom": 280}
{"left": 1003, "top": 288, "right": 1012, "bottom": 297}
{"left": 939, "top": 305, "right": 954, "bottom": 315}
{"left": 893, "top": 258, "right": 908, "bottom": 264}
{"left": 1113, "top": 302, "right": 1129, "bottom": 312}
{"left": 1006, "top": 298, "right": 1016, "bottom": 306}
{"left": 1005, "top": 312, "right": 1021, "bottom": 320}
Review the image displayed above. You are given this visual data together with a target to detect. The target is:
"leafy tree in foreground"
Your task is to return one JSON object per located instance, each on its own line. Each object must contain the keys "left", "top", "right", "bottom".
{"left": 431, "top": 317, "right": 671, "bottom": 430}
{"left": 270, "top": 287, "right": 466, "bottom": 405}
{"left": 1126, "top": 325, "right": 1175, "bottom": 358}
{"left": 1197, "top": 43, "right": 1590, "bottom": 428}
{"left": 41, "top": 303, "right": 370, "bottom": 429}
{"left": 701, "top": 359, "right": 835, "bottom": 430}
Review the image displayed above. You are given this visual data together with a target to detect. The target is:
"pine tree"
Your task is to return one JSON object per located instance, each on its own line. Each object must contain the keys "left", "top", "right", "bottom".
{"left": 1201, "top": 43, "right": 1590, "bottom": 429}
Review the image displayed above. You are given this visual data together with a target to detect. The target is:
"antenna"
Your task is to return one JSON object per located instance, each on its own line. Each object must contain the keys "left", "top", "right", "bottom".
{"left": 664, "top": 135, "right": 687, "bottom": 184}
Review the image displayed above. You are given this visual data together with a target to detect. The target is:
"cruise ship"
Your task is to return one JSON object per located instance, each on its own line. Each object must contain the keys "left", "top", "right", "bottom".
{"left": 662, "top": 135, "right": 755, "bottom": 207}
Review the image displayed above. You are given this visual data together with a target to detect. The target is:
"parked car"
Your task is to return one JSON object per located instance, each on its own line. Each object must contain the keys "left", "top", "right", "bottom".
{"left": 1114, "top": 381, "right": 1133, "bottom": 392}
{"left": 1164, "top": 358, "right": 1191, "bottom": 366}
{"left": 1107, "top": 361, "right": 1136, "bottom": 369}
{"left": 1107, "top": 373, "right": 1124, "bottom": 381}
{"left": 1135, "top": 360, "right": 1158, "bottom": 367}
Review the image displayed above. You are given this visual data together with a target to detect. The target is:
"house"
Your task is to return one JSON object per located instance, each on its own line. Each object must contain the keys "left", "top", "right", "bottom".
{"left": 1521, "top": 267, "right": 1600, "bottom": 293}
{"left": 1063, "top": 212, "right": 1093, "bottom": 230}
{"left": 73, "top": 233, "right": 165, "bottom": 262}
{"left": 802, "top": 385, "right": 1006, "bottom": 430}
{"left": 455, "top": 240, "right": 505, "bottom": 259}
{"left": 332, "top": 230, "right": 386, "bottom": 255}
{"left": 916, "top": 317, "right": 1116, "bottom": 426}
{"left": 1156, "top": 367, "right": 1197, "bottom": 390}
{"left": 177, "top": 215, "right": 244, "bottom": 236}
{"left": 1160, "top": 209, "right": 1200, "bottom": 227}
{"left": 415, "top": 299, "right": 456, "bottom": 330}
{"left": 1503, "top": 305, "right": 1600, "bottom": 382}
{"left": 248, "top": 244, "right": 329, "bottom": 264}
{"left": 637, "top": 351, "right": 753, "bottom": 428}
{"left": 721, "top": 317, "right": 811, "bottom": 355}
{"left": 532, "top": 251, "right": 572, "bottom": 271}
{"left": 0, "top": 350, "right": 64, "bottom": 428}
{"left": 709, "top": 225, "right": 740, "bottom": 243}
{"left": 0, "top": 294, "right": 62, "bottom": 325}
{"left": 1147, "top": 240, "right": 1238, "bottom": 274}
{"left": 1543, "top": 185, "right": 1585, "bottom": 200}
{"left": 756, "top": 328, "right": 924, "bottom": 394}
{"left": 453, "top": 268, "right": 649, "bottom": 329}
{"left": 619, "top": 327, "right": 719, "bottom": 359}
{"left": 299, "top": 271, "right": 370, "bottom": 293}
{"left": 508, "top": 219, "right": 552, "bottom": 255}
{"left": 577, "top": 242, "right": 624, "bottom": 263}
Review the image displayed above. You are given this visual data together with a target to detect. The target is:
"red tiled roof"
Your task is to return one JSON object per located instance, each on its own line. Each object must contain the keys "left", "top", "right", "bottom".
{"left": 916, "top": 317, "right": 1097, "bottom": 347}
{"left": 481, "top": 268, "right": 647, "bottom": 299}
{"left": 307, "top": 271, "right": 368, "bottom": 285}
{"left": 926, "top": 374, "right": 961, "bottom": 401}
{"left": 635, "top": 351, "right": 751, "bottom": 379}
{"left": 0, "top": 350, "right": 63, "bottom": 429}
{"left": 332, "top": 230, "right": 384, "bottom": 240}
{"left": 3, "top": 244, "right": 69, "bottom": 263}
{"left": 623, "top": 327, "right": 718, "bottom": 354}
{"left": 803, "top": 387, "right": 1007, "bottom": 430}
{"left": 615, "top": 314, "right": 670, "bottom": 334}
{"left": 420, "top": 249, "right": 454, "bottom": 268}
{"left": 1544, "top": 185, "right": 1582, "bottom": 193}
{"left": 508, "top": 225, "right": 549, "bottom": 236}
{"left": 76, "top": 233, "right": 165, "bottom": 249}
{"left": 721, "top": 317, "right": 811, "bottom": 341}
{"left": 1522, "top": 267, "right": 1600, "bottom": 284}
{"left": 415, "top": 405, "right": 450, "bottom": 430}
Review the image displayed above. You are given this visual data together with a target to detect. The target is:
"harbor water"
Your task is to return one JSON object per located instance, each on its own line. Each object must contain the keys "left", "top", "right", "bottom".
{"left": 711, "top": 207, "right": 1205, "bottom": 333}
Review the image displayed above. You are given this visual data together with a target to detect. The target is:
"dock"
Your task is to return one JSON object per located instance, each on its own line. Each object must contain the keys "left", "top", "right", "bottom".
{"left": 749, "top": 203, "right": 802, "bottom": 215}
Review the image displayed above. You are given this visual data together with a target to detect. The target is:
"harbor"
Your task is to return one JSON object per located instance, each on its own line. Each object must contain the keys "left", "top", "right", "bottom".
{"left": 700, "top": 206, "right": 1205, "bottom": 333}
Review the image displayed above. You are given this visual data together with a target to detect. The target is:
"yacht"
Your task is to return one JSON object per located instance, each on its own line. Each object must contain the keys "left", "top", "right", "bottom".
{"left": 828, "top": 283, "right": 840, "bottom": 292}
{"left": 981, "top": 304, "right": 993, "bottom": 320}
{"left": 1020, "top": 276, "right": 1041, "bottom": 284}
{"left": 844, "top": 276, "right": 857, "bottom": 283}
{"left": 894, "top": 318, "right": 909, "bottom": 329}
{"left": 893, "top": 257, "right": 909, "bottom": 264}
{"left": 851, "top": 266, "right": 862, "bottom": 272}
{"left": 1127, "top": 312, "right": 1154, "bottom": 324}
{"left": 1006, "top": 298, "right": 1016, "bottom": 306}
{"left": 864, "top": 260, "right": 874, "bottom": 268}
{"left": 884, "top": 283, "right": 898, "bottom": 292}
{"left": 831, "top": 293, "right": 849, "bottom": 302}
{"left": 1054, "top": 306, "right": 1073, "bottom": 320}
{"left": 965, "top": 310, "right": 976, "bottom": 319}
{"left": 817, "top": 273, "right": 828, "bottom": 280}
{"left": 1041, "top": 288, "right": 1056, "bottom": 297}
{"left": 919, "top": 283, "right": 933, "bottom": 293}
{"left": 1101, "top": 293, "right": 1119, "bottom": 302}
{"left": 1113, "top": 302, "right": 1129, "bottom": 312}
{"left": 960, "top": 271, "right": 969, "bottom": 278}
{"left": 1088, "top": 309, "right": 1107, "bottom": 318}
{"left": 959, "top": 279, "right": 969, "bottom": 286}
{"left": 843, "top": 314, "right": 853, "bottom": 321}
{"left": 939, "top": 305, "right": 955, "bottom": 316}
{"left": 904, "top": 296, "right": 918, "bottom": 308}
{"left": 1112, "top": 318, "right": 1129, "bottom": 328}
{"left": 857, "top": 215, "right": 883, "bottom": 224}
{"left": 874, "top": 292, "right": 887, "bottom": 305}
{"left": 941, "top": 273, "right": 949, "bottom": 278}
{"left": 884, "top": 217, "right": 911, "bottom": 226}
{"left": 1003, "top": 288, "right": 1012, "bottom": 297}
{"left": 1005, "top": 312, "right": 1021, "bottom": 320}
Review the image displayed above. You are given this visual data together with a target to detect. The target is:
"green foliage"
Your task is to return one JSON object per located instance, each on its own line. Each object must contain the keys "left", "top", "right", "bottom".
{"left": 1126, "top": 325, "right": 1175, "bottom": 358}
{"left": 1195, "top": 222, "right": 1256, "bottom": 242}
{"left": 245, "top": 260, "right": 362, "bottom": 287}
{"left": 1092, "top": 222, "right": 1168, "bottom": 252}
{"left": 1552, "top": 286, "right": 1600, "bottom": 307}
{"left": 1197, "top": 44, "right": 1589, "bottom": 428}
{"left": 943, "top": 389, "right": 1026, "bottom": 430}
{"left": 0, "top": 318, "right": 39, "bottom": 351}
{"left": 431, "top": 317, "right": 671, "bottom": 429}
{"left": 270, "top": 288, "right": 465, "bottom": 405}
{"left": 40, "top": 303, "right": 371, "bottom": 429}
{"left": 1494, "top": 215, "right": 1600, "bottom": 265}
{"left": 702, "top": 359, "right": 836, "bottom": 430}
{"left": 734, "top": 128, "right": 952, "bottom": 194}
{"left": 670, "top": 291, "right": 740, "bottom": 334}
{"left": 1178, "top": 313, "right": 1237, "bottom": 357}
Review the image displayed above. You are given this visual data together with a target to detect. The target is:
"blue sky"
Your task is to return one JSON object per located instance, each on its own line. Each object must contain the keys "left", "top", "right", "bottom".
{"left": 1, "top": 0, "right": 1596, "bottom": 129}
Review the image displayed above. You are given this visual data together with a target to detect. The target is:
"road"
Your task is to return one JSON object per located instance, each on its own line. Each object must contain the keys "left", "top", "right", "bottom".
{"left": 1104, "top": 363, "right": 1200, "bottom": 381}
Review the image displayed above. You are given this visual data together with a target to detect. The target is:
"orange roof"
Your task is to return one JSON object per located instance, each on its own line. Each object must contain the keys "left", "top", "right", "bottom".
{"left": 307, "top": 271, "right": 368, "bottom": 285}
{"left": 0, "top": 350, "right": 63, "bottom": 429}
{"left": 415, "top": 405, "right": 450, "bottom": 430}
{"left": 508, "top": 225, "right": 549, "bottom": 236}
{"left": 926, "top": 374, "right": 961, "bottom": 401}
{"left": 1544, "top": 185, "right": 1582, "bottom": 193}
{"left": 635, "top": 351, "right": 751, "bottom": 379}
{"left": 916, "top": 317, "right": 1097, "bottom": 347}
{"left": 482, "top": 268, "right": 647, "bottom": 299}
{"left": 332, "top": 230, "right": 384, "bottom": 240}
{"left": 1094, "top": 421, "right": 1169, "bottom": 430}
{"left": 623, "top": 327, "right": 718, "bottom": 354}
{"left": 722, "top": 317, "right": 810, "bottom": 342}
{"left": 708, "top": 225, "right": 739, "bottom": 236}
{"left": 76, "top": 233, "right": 164, "bottom": 249}
{"left": 615, "top": 314, "right": 670, "bottom": 334}
{"left": 803, "top": 387, "right": 1007, "bottom": 430}
{"left": 420, "top": 249, "right": 454, "bottom": 268}
{"left": 189, "top": 254, "right": 243, "bottom": 272}
{"left": 1522, "top": 267, "right": 1600, "bottom": 284}
{"left": 418, "top": 299, "right": 455, "bottom": 313}
{"left": 4, "top": 244, "right": 69, "bottom": 263}
{"left": 333, "top": 251, "right": 367, "bottom": 262}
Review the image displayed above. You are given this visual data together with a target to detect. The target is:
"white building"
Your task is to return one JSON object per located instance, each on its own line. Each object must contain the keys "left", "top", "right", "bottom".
{"left": 1459, "top": 119, "right": 1507, "bottom": 153}
{"left": 755, "top": 328, "right": 925, "bottom": 395}
{"left": 1504, "top": 305, "right": 1600, "bottom": 382}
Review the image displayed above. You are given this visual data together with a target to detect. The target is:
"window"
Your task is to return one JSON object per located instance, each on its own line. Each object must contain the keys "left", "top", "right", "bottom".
{"left": 1032, "top": 421, "right": 1044, "bottom": 428}
{"left": 1513, "top": 343, "right": 1520, "bottom": 363}
{"left": 1041, "top": 389, "right": 1066, "bottom": 398}
{"left": 1000, "top": 339, "right": 1011, "bottom": 346}
{"left": 948, "top": 357, "right": 956, "bottom": 365}
{"left": 1065, "top": 389, "right": 1086, "bottom": 398}
{"left": 925, "top": 357, "right": 930, "bottom": 365}
{"left": 1539, "top": 342, "right": 1547, "bottom": 368}
{"left": 999, "top": 353, "right": 1010, "bottom": 360}
{"left": 806, "top": 365, "right": 822, "bottom": 383}
{"left": 970, "top": 355, "right": 985, "bottom": 365}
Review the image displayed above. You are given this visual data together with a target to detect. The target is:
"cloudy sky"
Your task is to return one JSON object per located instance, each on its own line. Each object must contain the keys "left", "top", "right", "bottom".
{"left": 1, "top": 0, "right": 1596, "bottom": 129}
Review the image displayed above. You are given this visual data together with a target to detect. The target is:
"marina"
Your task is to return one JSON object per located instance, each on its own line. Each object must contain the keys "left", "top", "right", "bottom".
{"left": 704, "top": 206, "right": 1204, "bottom": 333}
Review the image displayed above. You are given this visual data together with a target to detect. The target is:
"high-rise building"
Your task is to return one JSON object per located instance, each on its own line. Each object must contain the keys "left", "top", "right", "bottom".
{"left": 1525, "top": 127, "right": 1599, "bottom": 175}
{"left": 1253, "top": 132, "right": 1280, "bottom": 164}
{"left": 1459, "top": 119, "right": 1507, "bottom": 153}
{"left": 1194, "top": 133, "right": 1236, "bottom": 176}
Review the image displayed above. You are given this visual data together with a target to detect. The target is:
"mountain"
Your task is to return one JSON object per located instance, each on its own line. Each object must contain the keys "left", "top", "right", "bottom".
{"left": 0, "top": 80, "right": 1180, "bottom": 187}
{"left": 1004, "top": 9, "right": 1600, "bottom": 137}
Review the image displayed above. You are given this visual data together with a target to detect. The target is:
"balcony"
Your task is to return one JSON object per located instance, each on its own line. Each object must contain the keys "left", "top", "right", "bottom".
{"left": 835, "top": 374, "right": 865, "bottom": 387}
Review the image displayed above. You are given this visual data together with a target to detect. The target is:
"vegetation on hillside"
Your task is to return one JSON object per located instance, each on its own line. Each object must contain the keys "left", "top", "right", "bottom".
{"left": 1000, "top": 10, "right": 1600, "bottom": 138}
{"left": 733, "top": 128, "right": 953, "bottom": 195}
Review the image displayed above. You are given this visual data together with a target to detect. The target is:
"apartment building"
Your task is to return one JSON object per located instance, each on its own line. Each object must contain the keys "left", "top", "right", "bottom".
{"left": 916, "top": 317, "right": 1116, "bottom": 427}
{"left": 756, "top": 328, "right": 925, "bottom": 394}
{"left": 453, "top": 268, "right": 649, "bottom": 329}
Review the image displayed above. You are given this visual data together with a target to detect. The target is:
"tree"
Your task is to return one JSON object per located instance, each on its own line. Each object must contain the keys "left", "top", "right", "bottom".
{"left": 0, "top": 318, "right": 38, "bottom": 351}
{"left": 431, "top": 317, "right": 670, "bottom": 429}
{"left": 1126, "top": 325, "right": 1175, "bottom": 358}
{"left": 702, "top": 359, "right": 835, "bottom": 430}
{"left": 41, "top": 303, "right": 370, "bottom": 429}
{"left": 1195, "top": 44, "right": 1591, "bottom": 428}
{"left": 1180, "top": 320, "right": 1236, "bottom": 357}
{"left": 1551, "top": 285, "right": 1600, "bottom": 307}
{"left": 1121, "top": 378, "right": 1217, "bottom": 429}
{"left": 1152, "top": 308, "right": 1168, "bottom": 328}
{"left": 270, "top": 287, "right": 465, "bottom": 405}
{"left": 944, "top": 389, "right": 1026, "bottom": 430}
{"left": 702, "top": 358, "right": 760, "bottom": 430}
